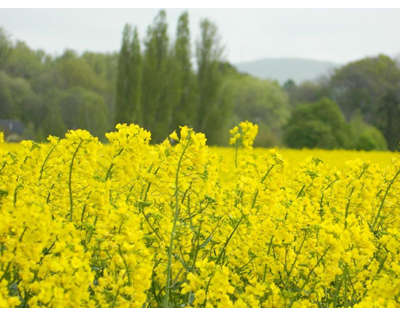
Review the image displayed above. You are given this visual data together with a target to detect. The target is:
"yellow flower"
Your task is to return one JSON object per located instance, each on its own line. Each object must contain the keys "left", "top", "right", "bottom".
{"left": 1, "top": 121, "right": 400, "bottom": 308}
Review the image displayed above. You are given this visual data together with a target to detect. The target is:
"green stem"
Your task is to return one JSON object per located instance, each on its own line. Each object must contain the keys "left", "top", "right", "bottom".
{"left": 0, "top": 227, "right": 27, "bottom": 283}
{"left": 234, "top": 145, "right": 239, "bottom": 168}
{"left": 215, "top": 216, "right": 244, "bottom": 265}
{"left": 252, "top": 164, "right": 276, "bottom": 209}
{"left": 288, "top": 245, "right": 331, "bottom": 307}
{"left": 286, "top": 231, "right": 307, "bottom": 284}
{"left": 164, "top": 132, "right": 191, "bottom": 308}
{"left": 69, "top": 140, "right": 83, "bottom": 222}
{"left": 105, "top": 148, "right": 124, "bottom": 181}
{"left": 39, "top": 142, "right": 58, "bottom": 181}
{"left": 371, "top": 169, "right": 400, "bottom": 232}
{"left": 344, "top": 187, "right": 355, "bottom": 229}
{"left": 118, "top": 245, "right": 131, "bottom": 285}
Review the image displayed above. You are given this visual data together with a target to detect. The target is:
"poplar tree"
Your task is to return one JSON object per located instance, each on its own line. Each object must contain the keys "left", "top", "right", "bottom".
{"left": 115, "top": 24, "right": 132, "bottom": 125}
{"left": 196, "top": 19, "right": 230, "bottom": 144}
{"left": 170, "top": 11, "right": 197, "bottom": 131}
{"left": 128, "top": 27, "right": 142, "bottom": 125}
{"left": 142, "top": 10, "right": 170, "bottom": 142}
{"left": 115, "top": 25, "right": 142, "bottom": 127}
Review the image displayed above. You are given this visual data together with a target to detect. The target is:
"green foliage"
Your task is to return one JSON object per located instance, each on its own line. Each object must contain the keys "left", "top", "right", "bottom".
{"left": 0, "top": 71, "right": 39, "bottom": 120}
{"left": 196, "top": 18, "right": 231, "bottom": 145}
{"left": 35, "top": 87, "right": 110, "bottom": 141}
{"left": 357, "top": 129, "right": 387, "bottom": 151}
{"left": 4, "top": 40, "right": 45, "bottom": 80}
{"left": 2, "top": 13, "right": 397, "bottom": 151}
{"left": 56, "top": 50, "right": 105, "bottom": 91}
{"left": 349, "top": 114, "right": 387, "bottom": 151}
{"left": 231, "top": 75, "right": 290, "bottom": 147}
{"left": 60, "top": 87, "right": 110, "bottom": 140}
{"left": 141, "top": 10, "right": 173, "bottom": 143}
{"left": 115, "top": 24, "right": 142, "bottom": 126}
{"left": 39, "top": 98, "right": 67, "bottom": 140}
{"left": 284, "top": 98, "right": 352, "bottom": 149}
{"left": 284, "top": 79, "right": 331, "bottom": 107}
{"left": 0, "top": 28, "right": 12, "bottom": 70}
{"left": 170, "top": 11, "right": 197, "bottom": 131}
{"left": 113, "top": 11, "right": 233, "bottom": 146}
{"left": 0, "top": 28, "right": 113, "bottom": 142}
{"left": 331, "top": 55, "right": 400, "bottom": 150}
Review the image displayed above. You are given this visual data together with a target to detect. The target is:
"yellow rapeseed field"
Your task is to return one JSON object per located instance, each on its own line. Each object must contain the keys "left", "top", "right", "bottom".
{"left": 1, "top": 122, "right": 400, "bottom": 308}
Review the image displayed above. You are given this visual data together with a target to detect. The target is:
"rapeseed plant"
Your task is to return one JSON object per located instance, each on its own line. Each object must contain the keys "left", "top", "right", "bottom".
{"left": 0, "top": 124, "right": 400, "bottom": 308}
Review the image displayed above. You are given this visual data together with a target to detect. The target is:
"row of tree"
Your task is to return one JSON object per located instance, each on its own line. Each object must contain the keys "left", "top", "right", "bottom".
{"left": 0, "top": 27, "right": 117, "bottom": 141}
{"left": 1, "top": 10, "right": 399, "bottom": 150}
{"left": 283, "top": 54, "right": 400, "bottom": 150}
{"left": 114, "top": 10, "right": 293, "bottom": 145}
{"left": 284, "top": 98, "right": 387, "bottom": 151}
{"left": 115, "top": 11, "right": 233, "bottom": 144}
{"left": 0, "top": 11, "right": 290, "bottom": 146}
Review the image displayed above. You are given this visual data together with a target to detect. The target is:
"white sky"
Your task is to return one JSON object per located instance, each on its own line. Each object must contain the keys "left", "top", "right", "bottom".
{"left": 0, "top": 8, "right": 400, "bottom": 64}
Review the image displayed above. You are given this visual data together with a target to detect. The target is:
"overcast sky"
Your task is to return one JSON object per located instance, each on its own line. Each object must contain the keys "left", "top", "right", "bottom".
{"left": 1, "top": 8, "right": 399, "bottom": 64}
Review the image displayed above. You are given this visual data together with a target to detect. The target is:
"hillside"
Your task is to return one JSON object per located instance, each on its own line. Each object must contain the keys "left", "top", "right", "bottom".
{"left": 234, "top": 58, "right": 339, "bottom": 84}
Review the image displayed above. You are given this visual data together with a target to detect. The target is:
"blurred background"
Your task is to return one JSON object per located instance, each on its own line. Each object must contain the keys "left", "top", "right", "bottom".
{"left": 0, "top": 8, "right": 400, "bottom": 150}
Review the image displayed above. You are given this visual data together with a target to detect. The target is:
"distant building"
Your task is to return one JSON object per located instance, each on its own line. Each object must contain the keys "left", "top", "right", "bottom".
{"left": 0, "top": 119, "right": 25, "bottom": 142}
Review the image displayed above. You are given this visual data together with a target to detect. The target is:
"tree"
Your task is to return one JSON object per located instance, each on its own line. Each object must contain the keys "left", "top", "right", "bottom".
{"left": 82, "top": 51, "right": 119, "bottom": 119}
{"left": 356, "top": 128, "right": 387, "bottom": 151}
{"left": 196, "top": 19, "right": 228, "bottom": 144}
{"left": 128, "top": 27, "right": 143, "bottom": 125}
{"left": 40, "top": 91, "right": 67, "bottom": 139}
{"left": 284, "top": 98, "right": 352, "bottom": 149}
{"left": 0, "top": 72, "right": 15, "bottom": 118}
{"left": 5, "top": 40, "right": 44, "bottom": 80}
{"left": 331, "top": 55, "right": 400, "bottom": 150}
{"left": 0, "top": 71, "right": 39, "bottom": 121}
{"left": 58, "top": 50, "right": 104, "bottom": 91}
{"left": 142, "top": 10, "right": 171, "bottom": 142}
{"left": 282, "top": 79, "right": 296, "bottom": 91}
{"left": 60, "top": 87, "right": 110, "bottom": 139}
{"left": 0, "top": 28, "right": 11, "bottom": 70}
{"left": 232, "top": 75, "right": 290, "bottom": 147}
{"left": 115, "top": 25, "right": 142, "bottom": 126}
{"left": 284, "top": 78, "right": 332, "bottom": 107}
{"left": 170, "top": 11, "right": 197, "bottom": 131}
{"left": 0, "top": 26, "right": 118, "bottom": 142}
{"left": 348, "top": 113, "right": 387, "bottom": 151}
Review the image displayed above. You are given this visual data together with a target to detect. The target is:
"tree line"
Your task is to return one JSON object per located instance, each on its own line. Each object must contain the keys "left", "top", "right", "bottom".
{"left": 0, "top": 28, "right": 117, "bottom": 141}
{"left": 115, "top": 11, "right": 235, "bottom": 144}
{"left": 283, "top": 54, "right": 400, "bottom": 151}
{"left": 0, "top": 10, "right": 399, "bottom": 150}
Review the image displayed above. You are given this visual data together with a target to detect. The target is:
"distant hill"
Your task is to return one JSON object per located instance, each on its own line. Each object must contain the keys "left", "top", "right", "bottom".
{"left": 234, "top": 58, "right": 339, "bottom": 85}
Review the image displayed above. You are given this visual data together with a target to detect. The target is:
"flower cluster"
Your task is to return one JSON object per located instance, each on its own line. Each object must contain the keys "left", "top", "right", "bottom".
{"left": 229, "top": 121, "right": 258, "bottom": 150}
{"left": 1, "top": 123, "right": 400, "bottom": 308}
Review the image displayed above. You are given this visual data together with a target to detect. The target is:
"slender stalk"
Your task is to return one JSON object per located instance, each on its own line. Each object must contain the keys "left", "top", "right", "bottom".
{"left": 215, "top": 216, "right": 244, "bottom": 265}
{"left": 371, "top": 169, "right": 400, "bottom": 232}
{"left": 234, "top": 145, "right": 239, "bottom": 168}
{"left": 252, "top": 164, "right": 276, "bottom": 209}
{"left": 288, "top": 245, "right": 331, "bottom": 307}
{"left": 344, "top": 187, "right": 355, "bottom": 229}
{"left": 105, "top": 148, "right": 124, "bottom": 181}
{"left": 39, "top": 142, "right": 59, "bottom": 181}
{"left": 164, "top": 132, "right": 191, "bottom": 307}
{"left": 118, "top": 245, "right": 131, "bottom": 285}
{"left": 69, "top": 140, "right": 83, "bottom": 222}
{"left": 286, "top": 231, "right": 307, "bottom": 283}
